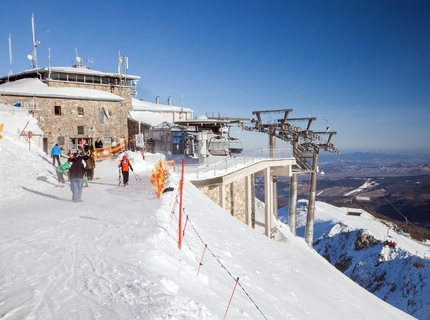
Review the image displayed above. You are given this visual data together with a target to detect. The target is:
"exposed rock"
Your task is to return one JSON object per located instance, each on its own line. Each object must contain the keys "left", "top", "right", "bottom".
{"left": 355, "top": 231, "right": 377, "bottom": 250}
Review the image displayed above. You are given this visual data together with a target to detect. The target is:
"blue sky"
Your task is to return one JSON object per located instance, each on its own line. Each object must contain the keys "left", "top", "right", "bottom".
{"left": 1, "top": 0, "right": 429, "bottom": 153}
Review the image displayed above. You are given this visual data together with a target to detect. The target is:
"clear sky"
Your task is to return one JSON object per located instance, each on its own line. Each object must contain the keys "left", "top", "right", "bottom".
{"left": 1, "top": 0, "right": 429, "bottom": 153}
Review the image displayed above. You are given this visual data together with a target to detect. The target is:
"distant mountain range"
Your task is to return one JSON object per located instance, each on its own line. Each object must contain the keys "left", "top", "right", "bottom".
{"left": 320, "top": 150, "right": 430, "bottom": 167}
{"left": 255, "top": 150, "right": 430, "bottom": 230}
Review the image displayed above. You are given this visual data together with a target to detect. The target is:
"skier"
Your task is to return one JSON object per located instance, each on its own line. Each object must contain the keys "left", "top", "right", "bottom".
{"left": 118, "top": 155, "right": 133, "bottom": 186}
{"left": 55, "top": 156, "right": 73, "bottom": 186}
{"left": 50, "top": 143, "right": 62, "bottom": 166}
{"left": 69, "top": 154, "right": 86, "bottom": 202}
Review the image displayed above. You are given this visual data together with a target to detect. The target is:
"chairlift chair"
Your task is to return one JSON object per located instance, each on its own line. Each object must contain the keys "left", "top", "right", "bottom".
{"left": 207, "top": 135, "right": 229, "bottom": 156}
{"left": 228, "top": 136, "right": 243, "bottom": 154}
{"left": 383, "top": 235, "right": 397, "bottom": 248}
{"left": 412, "top": 251, "right": 426, "bottom": 268}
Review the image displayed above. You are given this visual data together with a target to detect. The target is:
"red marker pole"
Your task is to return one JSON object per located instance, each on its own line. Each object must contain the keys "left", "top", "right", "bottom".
{"left": 178, "top": 159, "right": 185, "bottom": 250}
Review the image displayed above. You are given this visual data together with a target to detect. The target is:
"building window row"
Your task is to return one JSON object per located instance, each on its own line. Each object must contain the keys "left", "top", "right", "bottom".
{"left": 54, "top": 106, "right": 85, "bottom": 117}
{"left": 48, "top": 72, "right": 134, "bottom": 87}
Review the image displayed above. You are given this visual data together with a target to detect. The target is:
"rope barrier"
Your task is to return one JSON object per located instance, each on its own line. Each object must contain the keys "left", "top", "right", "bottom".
{"left": 196, "top": 244, "right": 207, "bottom": 277}
{"left": 224, "top": 277, "right": 240, "bottom": 320}
{"left": 180, "top": 208, "right": 269, "bottom": 319}
{"left": 166, "top": 178, "right": 269, "bottom": 319}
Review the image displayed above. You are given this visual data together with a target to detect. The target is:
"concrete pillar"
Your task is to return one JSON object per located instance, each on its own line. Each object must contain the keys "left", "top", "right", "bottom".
{"left": 272, "top": 176, "right": 278, "bottom": 220}
{"left": 220, "top": 183, "right": 226, "bottom": 210}
{"left": 288, "top": 173, "right": 298, "bottom": 235}
{"left": 264, "top": 167, "right": 273, "bottom": 237}
{"left": 251, "top": 174, "right": 256, "bottom": 229}
{"left": 305, "top": 148, "right": 319, "bottom": 248}
{"left": 245, "top": 175, "right": 252, "bottom": 227}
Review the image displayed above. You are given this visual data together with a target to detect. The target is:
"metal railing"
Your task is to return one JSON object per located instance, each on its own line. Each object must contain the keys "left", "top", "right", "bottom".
{"left": 183, "top": 147, "right": 293, "bottom": 180}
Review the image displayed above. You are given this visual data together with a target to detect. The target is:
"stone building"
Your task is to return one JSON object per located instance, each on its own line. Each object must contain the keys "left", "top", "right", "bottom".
{"left": 0, "top": 66, "right": 140, "bottom": 154}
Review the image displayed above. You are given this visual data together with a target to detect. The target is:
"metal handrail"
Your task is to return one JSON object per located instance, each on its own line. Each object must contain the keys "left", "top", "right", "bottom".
{"left": 183, "top": 146, "right": 293, "bottom": 180}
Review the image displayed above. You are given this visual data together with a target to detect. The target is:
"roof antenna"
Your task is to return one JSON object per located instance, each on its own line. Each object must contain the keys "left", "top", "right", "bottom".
{"left": 87, "top": 57, "right": 95, "bottom": 69}
{"left": 8, "top": 33, "right": 12, "bottom": 75}
{"left": 180, "top": 94, "right": 184, "bottom": 119}
{"left": 27, "top": 13, "right": 49, "bottom": 69}
{"left": 75, "top": 48, "right": 82, "bottom": 67}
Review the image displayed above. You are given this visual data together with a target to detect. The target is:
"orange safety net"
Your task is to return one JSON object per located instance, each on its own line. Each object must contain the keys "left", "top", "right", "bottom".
{"left": 93, "top": 139, "right": 126, "bottom": 161}
{"left": 150, "top": 160, "right": 167, "bottom": 199}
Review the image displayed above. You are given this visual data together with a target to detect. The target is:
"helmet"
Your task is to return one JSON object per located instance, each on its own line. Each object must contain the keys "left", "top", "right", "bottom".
{"left": 123, "top": 155, "right": 127, "bottom": 159}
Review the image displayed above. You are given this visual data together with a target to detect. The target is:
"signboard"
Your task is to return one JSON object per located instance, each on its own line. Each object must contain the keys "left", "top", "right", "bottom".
{"left": 135, "top": 134, "right": 144, "bottom": 147}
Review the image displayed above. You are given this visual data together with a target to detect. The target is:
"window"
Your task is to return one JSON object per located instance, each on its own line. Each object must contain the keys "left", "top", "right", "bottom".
{"left": 77, "top": 107, "right": 84, "bottom": 117}
{"left": 54, "top": 106, "right": 61, "bottom": 116}
{"left": 77, "top": 126, "right": 84, "bottom": 135}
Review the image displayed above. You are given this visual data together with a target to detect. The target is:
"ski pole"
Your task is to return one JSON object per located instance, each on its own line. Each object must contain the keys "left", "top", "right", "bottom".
{"left": 132, "top": 170, "right": 141, "bottom": 180}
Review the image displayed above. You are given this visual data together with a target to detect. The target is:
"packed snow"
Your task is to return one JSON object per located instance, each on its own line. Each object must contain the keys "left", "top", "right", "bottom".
{"left": 0, "top": 107, "right": 418, "bottom": 319}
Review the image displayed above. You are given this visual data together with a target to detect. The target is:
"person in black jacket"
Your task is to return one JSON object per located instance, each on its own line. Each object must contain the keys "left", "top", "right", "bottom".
{"left": 69, "top": 155, "right": 86, "bottom": 202}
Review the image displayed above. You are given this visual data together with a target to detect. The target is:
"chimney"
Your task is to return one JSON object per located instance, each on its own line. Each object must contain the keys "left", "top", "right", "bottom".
{"left": 155, "top": 96, "right": 160, "bottom": 104}
{"left": 168, "top": 96, "right": 172, "bottom": 106}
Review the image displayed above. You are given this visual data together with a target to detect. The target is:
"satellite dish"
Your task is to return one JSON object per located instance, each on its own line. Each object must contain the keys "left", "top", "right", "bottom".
{"left": 76, "top": 56, "right": 81, "bottom": 64}
{"left": 27, "top": 54, "right": 33, "bottom": 60}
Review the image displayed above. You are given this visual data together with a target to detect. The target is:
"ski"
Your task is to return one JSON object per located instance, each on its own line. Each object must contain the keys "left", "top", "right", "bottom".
{"left": 118, "top": 167, "right": 122, "bottom": 186}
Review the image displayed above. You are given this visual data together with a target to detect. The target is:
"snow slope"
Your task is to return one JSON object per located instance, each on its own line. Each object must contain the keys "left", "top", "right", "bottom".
{"left": 279, "top": 201, "right": 430, "bottom": 319}
{"left": 0, "top": 107, "right": 415, "bottom": 319}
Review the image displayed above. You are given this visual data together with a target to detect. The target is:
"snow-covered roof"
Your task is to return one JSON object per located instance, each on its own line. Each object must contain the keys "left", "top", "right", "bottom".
{"left": 132, "top": 97, "right": 193, "bottom": 113}
{"left": 0, "top": 104, "right": 44, "bottom": 134}
{"left": 0, "top": 78, "right": 124, "bottom": 102}
{"left": 1, "top": 66, "right": 140, "bottom": 80}
{"left": 128, "top": 111, "right": 172, "bottom": 127}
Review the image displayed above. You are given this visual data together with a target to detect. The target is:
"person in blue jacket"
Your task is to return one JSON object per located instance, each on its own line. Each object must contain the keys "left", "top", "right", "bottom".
{"left": 51, "top": 143, "right": 62, "bottom": 166}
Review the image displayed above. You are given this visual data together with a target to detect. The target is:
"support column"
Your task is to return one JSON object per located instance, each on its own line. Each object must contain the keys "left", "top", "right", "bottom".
{"left": 288, "top": 173, "right": 298, "bottom": 235}
{"left": 264, "top": 167, "right": 273, "bottom": 237}
{"left": 269, "top": 133, "right": 276, "bottom": 158}
{"left": 245, "top": 175, "right": 252, "bottom": 227}
{"left": 305, "top": 148, "right": 319, "bottom": 248}
{"left": 220, "top": 183, "right": 226, "bottom": 210}
{"left": 272, "top": 176, "right": 278, "bottom": 220}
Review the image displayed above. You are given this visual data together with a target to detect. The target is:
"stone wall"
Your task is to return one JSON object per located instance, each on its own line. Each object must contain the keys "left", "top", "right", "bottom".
{"left": 196, "top": 177, "right": 253, "bottom": 224}
{"left": 1, "top": 81, "right": 133, "bottom": 153}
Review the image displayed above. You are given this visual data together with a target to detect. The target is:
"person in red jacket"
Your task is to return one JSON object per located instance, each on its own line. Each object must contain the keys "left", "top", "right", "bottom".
{"left": 118, "top": 155, "right": 133, "bottom": 186}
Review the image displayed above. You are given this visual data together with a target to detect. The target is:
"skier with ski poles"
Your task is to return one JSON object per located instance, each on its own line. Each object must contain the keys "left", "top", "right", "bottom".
{"left": 118, "top": 155, "right": 133, "bottom": 186}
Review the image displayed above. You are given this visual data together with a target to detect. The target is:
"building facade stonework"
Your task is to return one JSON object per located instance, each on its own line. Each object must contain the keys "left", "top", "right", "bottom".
{"left": 196, "top": 177, "right": 253, "bottom": 225}
{"left": 0, "top": 66, "right": 138, "bottom": 154}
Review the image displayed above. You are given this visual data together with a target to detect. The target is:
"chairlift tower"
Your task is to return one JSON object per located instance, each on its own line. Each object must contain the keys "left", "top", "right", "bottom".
{"left": 239, "top": 109, "right": 340, "bottom": 248}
